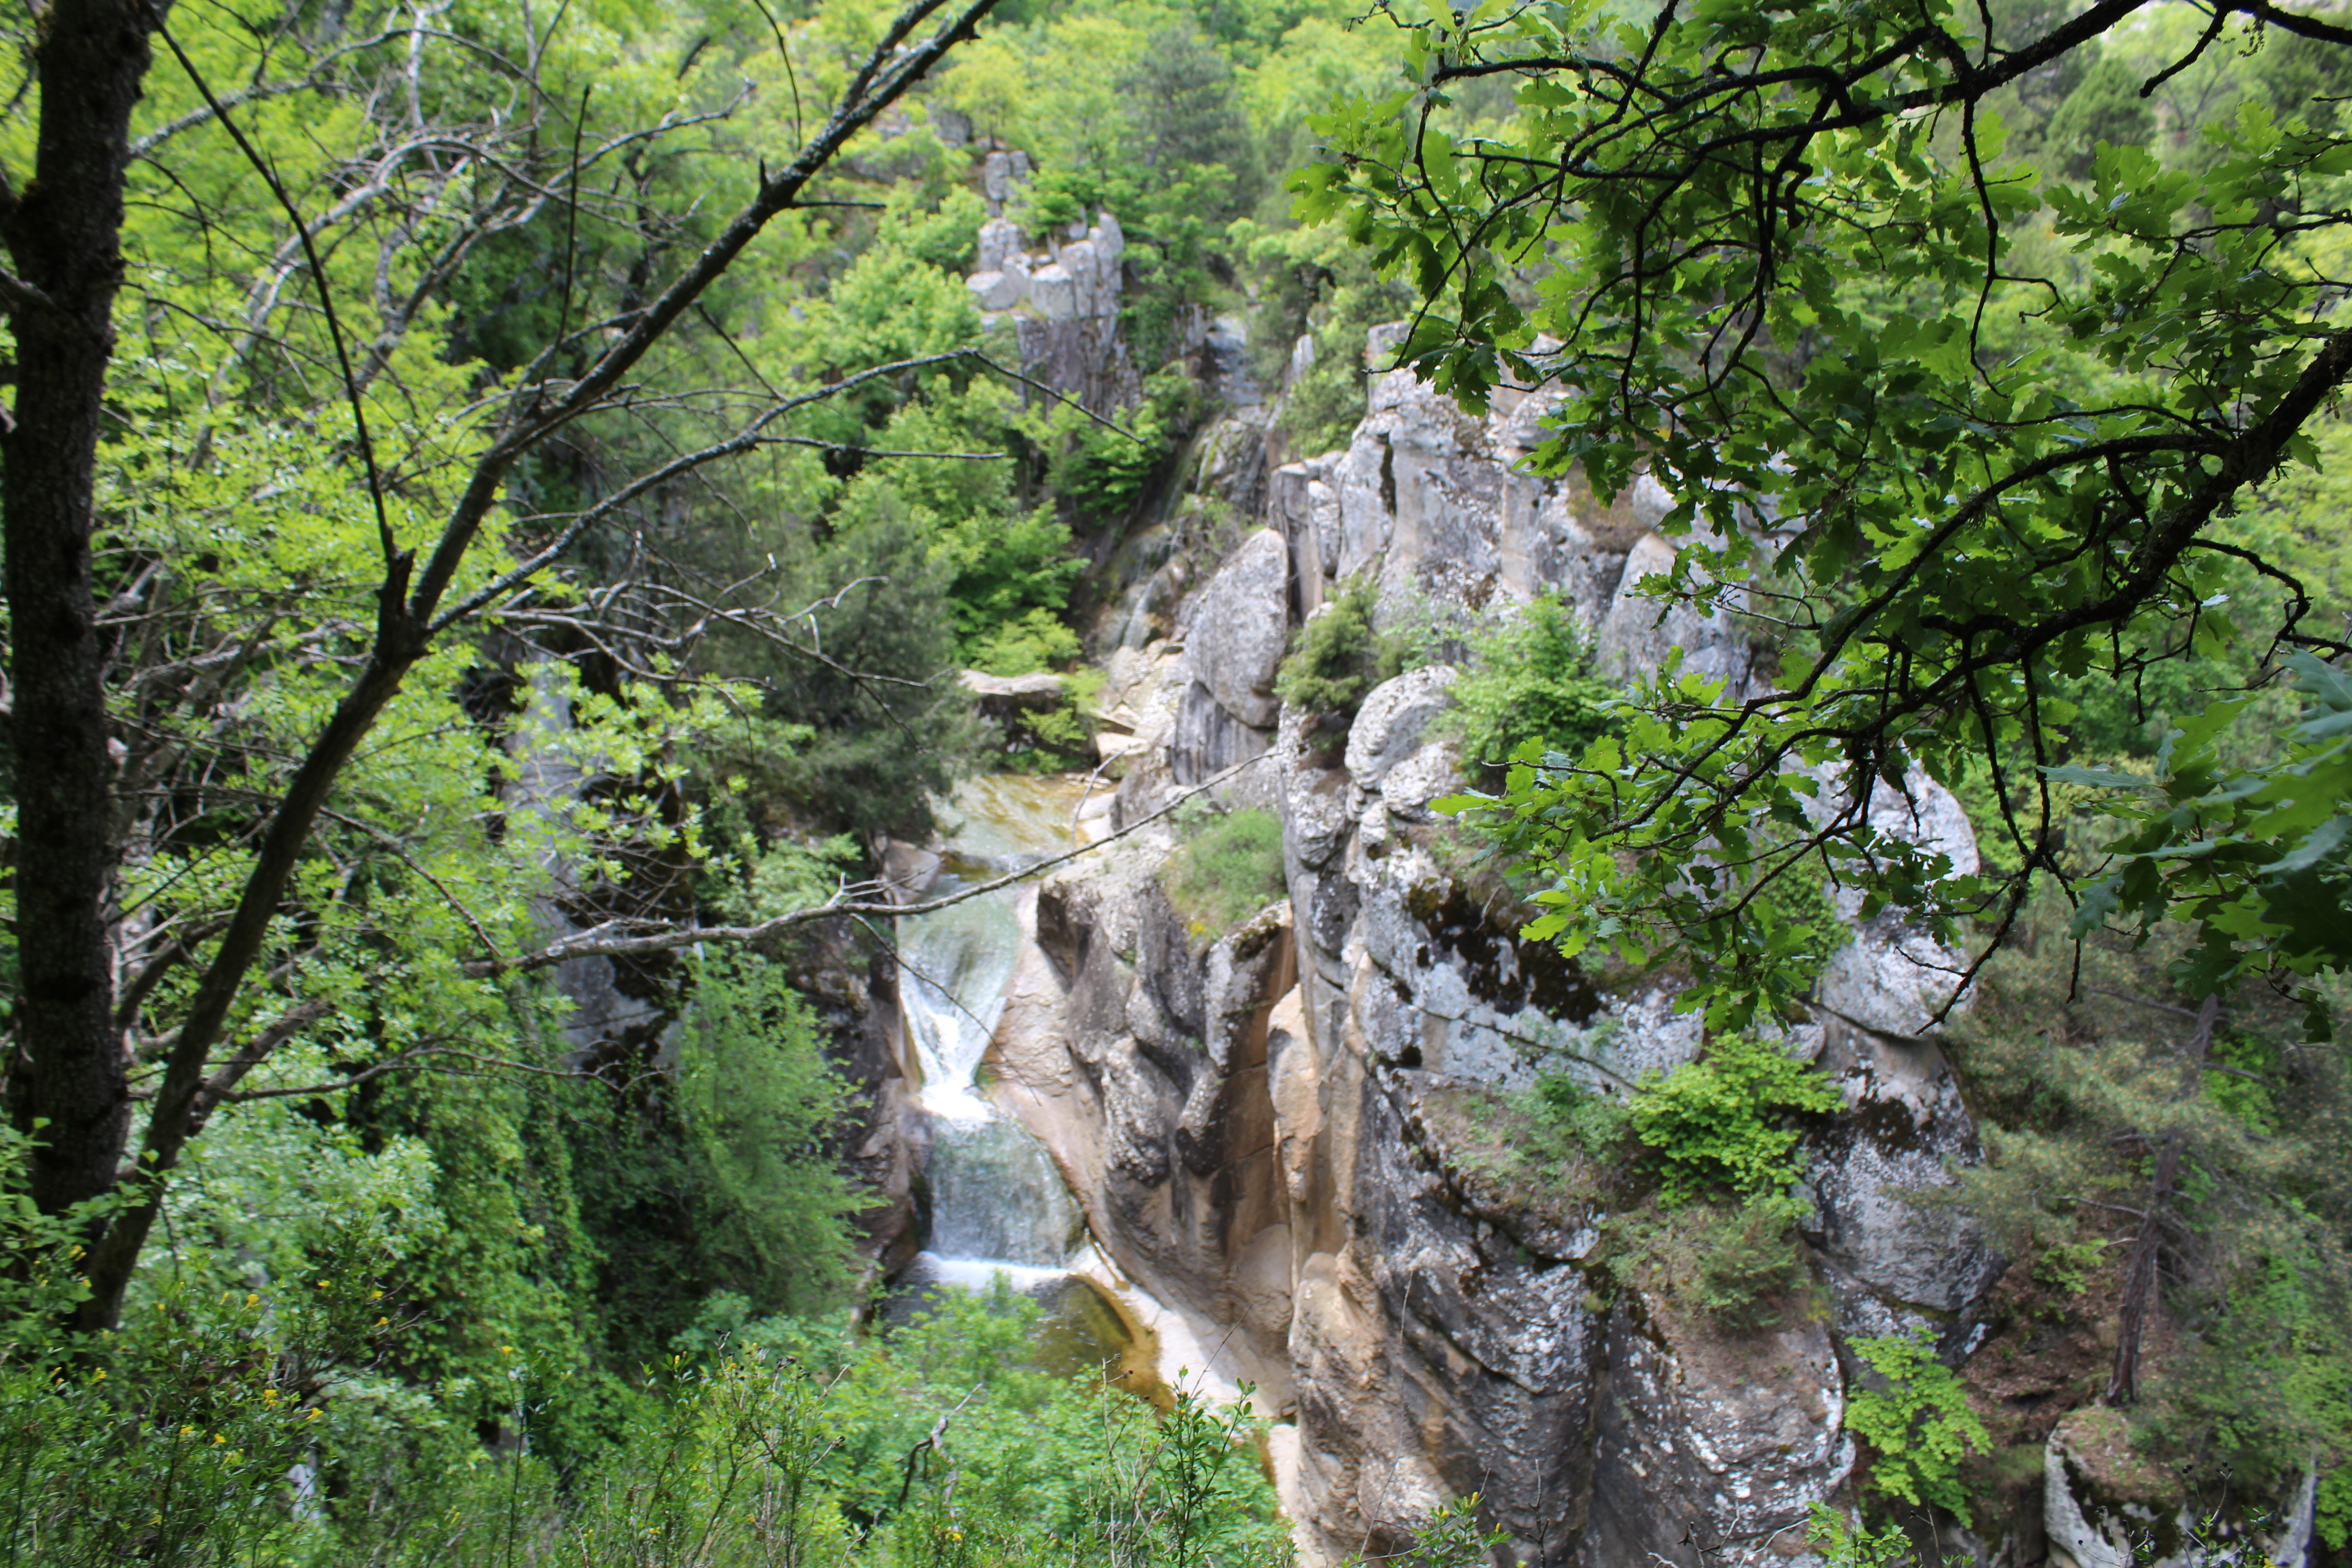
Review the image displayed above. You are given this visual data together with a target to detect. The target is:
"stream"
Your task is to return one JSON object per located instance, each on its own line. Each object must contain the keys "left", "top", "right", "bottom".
{"left": 890, "top": 774, "right": 1161, "bottom": 1388}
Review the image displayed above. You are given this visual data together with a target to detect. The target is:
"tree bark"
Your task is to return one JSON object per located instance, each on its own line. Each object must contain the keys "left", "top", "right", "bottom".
{"left": 2106, "top": 991, "right": 2221, "bottom": 1406}
{"left": 0, "top": 1, "right": 162, "bottom": 1217}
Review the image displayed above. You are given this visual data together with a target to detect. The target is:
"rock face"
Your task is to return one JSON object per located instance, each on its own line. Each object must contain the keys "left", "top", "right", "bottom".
{"left": 960, "top": 152, "right": 1140, "bottom": 412}
{"left": 998, "top": 683, "right": 1986, "bottom": 1563}
{"left": 980, "top": 326, "right": 2007, "bottom": 1565}
{"left": 966, "top": 206, "right": 1125, "bottom": 323}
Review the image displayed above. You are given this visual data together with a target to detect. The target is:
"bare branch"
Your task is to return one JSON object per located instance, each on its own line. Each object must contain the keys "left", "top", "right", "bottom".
{"left": 475, "top": 751, "right": 1274, "bottom": 977}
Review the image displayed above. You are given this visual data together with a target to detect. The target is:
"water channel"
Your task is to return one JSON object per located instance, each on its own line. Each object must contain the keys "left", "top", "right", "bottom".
{"left": 889, "top": 774, "right": 1164, "bottom": 1391}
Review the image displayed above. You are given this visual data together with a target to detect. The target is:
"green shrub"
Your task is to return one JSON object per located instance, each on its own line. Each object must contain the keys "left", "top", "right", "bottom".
{"left": 1805, "top": 1502, "right": 1916, "bottom": 1566}
{"left": 1523, "top": 1073, "right": 1634, "bottom": 1162}
{"left": 1275, "top": 574, "right": 1396, "bottom": 720}
{"left": 1049, "top": 367, "right": 1202, "bottom": 523}
{"left": 1600, "top": 1192, "right": 1818, "bottom": 1333}
{"left": 1268, "top": 259, "right": 1416, "bottom": 457}
{"left": 0, "top": 1234, "right": 1292, "bottom": 1568}
{"left": 1163, "top": 807, "right": 1287, "bottom": 934}
{"left": 966, "top": 605, "right": 1084, "bottom": 677}
{"left": 677, "top": 957, "right": 865, "bottom": 1316}
{"left": 1628, "top": 1034, "right": 1842, "bottom": 1205}
{"left": 1444, "top": 592, "right": 1620, "bottom": 774}
{"left": 1846, "top": 1328, "right": 1992, "bottom": 1522}
{"left": 937, "top": 505, "right": 1085, "bottom": 664}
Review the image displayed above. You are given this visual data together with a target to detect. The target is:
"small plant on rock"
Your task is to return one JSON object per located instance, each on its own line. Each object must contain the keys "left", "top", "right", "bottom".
{"left": 1163, "top": 806, "right": 1287, "bottom": 936}
{"left": 1846, "top": 1328, "right": 1991, "bottom": 1523}
{"left": 1806, "top": 1501, "right": 1917, "bottom": 1566}
{"left": 1275, "top": 574, "right": 1397, "bottom": 723}
{"left": 1443, "top": 591, "right": 1620, "bottom": 779}
{"left": 1629, "top": 1033, "right": 1842, "bottom": 1205}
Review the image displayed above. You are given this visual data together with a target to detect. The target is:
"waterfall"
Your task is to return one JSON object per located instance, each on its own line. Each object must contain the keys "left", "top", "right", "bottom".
{"left": 896, "top": 776, "right": 1094, "bottom": 1273}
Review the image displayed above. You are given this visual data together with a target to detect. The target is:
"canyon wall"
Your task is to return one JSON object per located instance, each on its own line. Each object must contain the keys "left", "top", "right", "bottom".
{"left": 977, "top": 331, "right": 2314, "bottom": 1567}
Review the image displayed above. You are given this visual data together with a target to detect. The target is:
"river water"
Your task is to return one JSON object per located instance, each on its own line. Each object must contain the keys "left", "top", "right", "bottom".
{"left": 890, "top": 774, "right": 1165, "bottom": 1387}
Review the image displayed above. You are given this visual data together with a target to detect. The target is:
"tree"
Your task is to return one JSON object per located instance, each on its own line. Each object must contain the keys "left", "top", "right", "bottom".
{"left": 0, "top": 0, "right": 1003, "bottom": 1332}
{"left": 1296, "top": 0, "right": 2352, "bottom": 1028}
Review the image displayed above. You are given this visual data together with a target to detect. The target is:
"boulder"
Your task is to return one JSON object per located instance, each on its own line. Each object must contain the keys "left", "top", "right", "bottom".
{"left": 1378, "top": 740, "right": 1459, "bottom": 823}
{"left": 1178, "top": 527, "right": 1291, "bottom": 730}
{"left": 977, "top": 216, "right": 1021, "bottom": 273}
{"left": 1805, "top": 1027, "right": 2001, "bottom": 1322}
{"left": 1583, "top": 1294, "right": 1851, "bottom": 1568}
{"left": 1027, "top": 262, "right": 1078, "bottom": 320}
{"left": 1595, "top": 530, "right": 1753, "bottom": 694}
{"left": 1343, "top": 666, "right": 1457, "bottom": 788}
{"left": 965, "top": 269, "right": 1021, "bottom": 312}
{"left": 1169, "top": 679, "right": 1275, "bottom": 787}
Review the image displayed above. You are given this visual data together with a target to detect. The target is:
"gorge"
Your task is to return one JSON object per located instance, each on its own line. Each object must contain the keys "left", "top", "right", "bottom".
{"left": 877, "top": 310, "right": 2326, "bottom": 1568}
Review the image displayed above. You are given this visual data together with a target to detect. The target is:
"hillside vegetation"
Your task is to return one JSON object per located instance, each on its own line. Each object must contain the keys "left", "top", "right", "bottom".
{"left": 0, "top": 0, "right": 2345, "bottom": 1563}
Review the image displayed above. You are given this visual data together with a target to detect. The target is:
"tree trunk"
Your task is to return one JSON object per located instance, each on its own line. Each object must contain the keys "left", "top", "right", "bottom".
{"left": 0, "top": 1, "right": 161, "bottom": 1216}
{"left": 2105, "top": 991, "right": 2221, "bottom": 1406}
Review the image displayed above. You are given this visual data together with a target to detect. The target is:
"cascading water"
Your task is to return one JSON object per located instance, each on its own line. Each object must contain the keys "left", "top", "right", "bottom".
{"left": 889, "top": 774, "right": 1255, "bottom": 1421}
{"left": 896, "top": 775, "right": 1094, "bottom": 1283}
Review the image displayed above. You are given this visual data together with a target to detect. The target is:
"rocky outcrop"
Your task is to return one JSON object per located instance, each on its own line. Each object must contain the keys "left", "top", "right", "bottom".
{"left": 993, "top": 651, "right": 1998, "bottom": 1564}
{"left": 980, "top": 324, "right": 2008, "bottom": 1565}
{"left": 987, "top": 830, "right": 1300, "bottom": 1388}
{"left": 969, "top": 207, "right": 1125, "bottom": 321}
{"left": 1266, "top": 326, "right": 1758, "bottom": 709}
{"left": 1107, "top": 525, "right": 1293, "bottom": 825}
{"left": 960, "top": 152, "right": 1139, "bottom": 412}
{"left": 2040, "top": 1410, "right": 2319, "bottom": 1568}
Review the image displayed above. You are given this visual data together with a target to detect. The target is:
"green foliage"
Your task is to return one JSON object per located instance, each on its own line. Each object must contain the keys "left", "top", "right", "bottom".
{"left": 936, "top": 506, "right": 1085, "bottom": 670}
{"left": 1600, "top": 1192, "right": 1819, "bottom": 1334}
{"left": 1044, "top": 368, "right": 1198, "bottom": 524}
{"left": 1237, "top": 230, "right": 1416, "bottom": 456}
{"left": 676, "top": 958, "right": 864, "bottom": 1316}
{"left": 0, "top": 1194, "right": 1292, "bottom": 1568}
{"left": 1521, "top": 1073, "right": 1633, "bottom": 1163}
{"left": 1743, "top": 856, "right": 1848, "bottom": 1001}
{"left": 1296, "top": 0, "right": 2352, "bottom": 1032}
{"left": 2042, "top": 53, "right": 2156, "bottom": 179}
{"left": 1163, "top": 807, "right": 1288, "bottom": 936}
{"left": 1628, "top": 1036, "right": 1841, "bottom": 1206}
{"left": 938, "top": 5, "right": 1281, "bottom": 367}
{"left": 1847, "top": 1330, "right": 1992, "bottom": 1523}
{"left": 1443, "top": 593, "right": 1619, "bottom": 777}
{"left": 737, "top": 518, "right": 982, "bottom": 840}
{"left": 1274, "top": 575, "right": 1396, "bottom": 721}
{"left": 966, "top": 608, "right": 1084, "bottom": 677}
{"left": 2052, "top": 653, "right": 2352, "bottom": 1018}
{"left": 1939, "top": 917, "right": 2352, "bottom": 1521}
{"left": 2323, "top": 1461, "right": 2352, "bottom": 1553}
{"left": 1805, "top": 1502, "right": 1916, "bottom": 1567}
{"left": 1386, "top": 1493, "right": 1512, "bottom": 1566}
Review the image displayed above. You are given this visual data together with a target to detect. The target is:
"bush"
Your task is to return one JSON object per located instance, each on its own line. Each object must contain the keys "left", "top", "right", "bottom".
{"left": 1847, "top": 1329, "right": 1992, "bottom": 1522}
{"left": 1805, "top": 1502, "right": 1917, "bottom": 1566}
{"left": 1523, "top": 1073, "right": 1634, "bottom": 1162}
{"left": 1444, "top": 592, "right": 1619, "bottom": 774}
{"left": 0, "top": 1230, "right": 1292, "bottom": 1568}
{"left": 677, "top": 956, "right": 865, "bottom": 1316}
{"left": 1275, "top": 575, "right": 1397, "bottom": 721}
{"left": 1264, "top": 255, "right": 1416, "bottom": 458}
{"left": 1628, "top": 1034, "right": 1842, "bottom": 1205}
{"left": 1600, "top": 1192, "right": 1819, "bottom": 1333}
{"left": 1163, "top": 807, "right": 1287, "bottom": 935}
